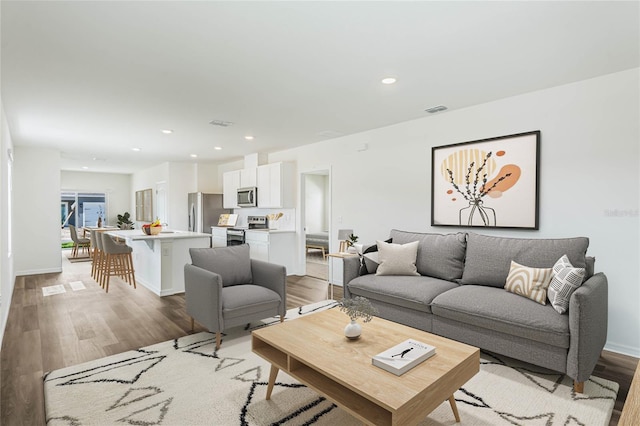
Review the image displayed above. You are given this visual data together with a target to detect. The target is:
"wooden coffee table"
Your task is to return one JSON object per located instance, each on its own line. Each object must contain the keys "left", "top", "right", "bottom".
{"left": 252, "top": 308, "right": 479, "bottom": 425}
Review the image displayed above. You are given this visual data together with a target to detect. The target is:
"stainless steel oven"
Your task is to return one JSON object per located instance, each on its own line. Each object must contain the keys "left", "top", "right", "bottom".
{"left": 226, "top": 228, "right": 245, "bottom": 246}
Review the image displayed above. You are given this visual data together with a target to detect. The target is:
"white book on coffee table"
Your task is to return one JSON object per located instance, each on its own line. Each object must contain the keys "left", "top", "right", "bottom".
{"left": 372, "top": 339, "right": 436, "bottom": 376}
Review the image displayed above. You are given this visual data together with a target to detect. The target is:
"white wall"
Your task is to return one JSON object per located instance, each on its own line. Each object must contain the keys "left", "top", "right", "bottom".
{"left": 196, "top": 162, "right": 222, "bottom": 193}
{"left": 264, "top": 68, "right": 640, "bottom": 357}
{"left": 0, "top": 101, "right": 15, "bottom": 347}
{"left": 131, "top": 162, "right": 211, "bottom": 231}
{"left": 61, "top": 171, "right": 131, "bottom": 227}
{"left": 168, "top": 162, "right": 197, "bottom": 231}
{"left": 13, "top": 146, "right": 62, "bottom": 275}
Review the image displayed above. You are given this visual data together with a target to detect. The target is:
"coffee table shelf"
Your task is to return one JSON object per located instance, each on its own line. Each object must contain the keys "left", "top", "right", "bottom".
{"left": 252, "top": 309, "right": 479, "bottom": 426}
{"left": 253, "top": 334, "right": 392, "bottom": 424}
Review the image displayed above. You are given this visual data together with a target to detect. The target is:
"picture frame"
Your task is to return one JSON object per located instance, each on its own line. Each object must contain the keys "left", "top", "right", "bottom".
{"left": 135, "top": 188, "right": 153, "bottom": 222}
{"left": 431, "top": 131, "right": 540, "bottom": 230}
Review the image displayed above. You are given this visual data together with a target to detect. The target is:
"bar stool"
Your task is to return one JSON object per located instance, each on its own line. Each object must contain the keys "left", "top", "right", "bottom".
{"left": 100, "top": 233, "right": 136, "bottom": 293}
{"left": 91, "top": 230, "right": 105, "bottom": 283}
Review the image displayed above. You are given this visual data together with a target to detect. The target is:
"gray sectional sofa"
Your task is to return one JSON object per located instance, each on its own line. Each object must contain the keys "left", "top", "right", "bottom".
{"left": 342, "top": 229, "right": 608, "bottom": 392}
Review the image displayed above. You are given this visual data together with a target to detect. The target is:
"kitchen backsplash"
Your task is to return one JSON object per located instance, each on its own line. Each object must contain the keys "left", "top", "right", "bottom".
{"left": 233, "top": 208, "right": 296, "bottom": 231}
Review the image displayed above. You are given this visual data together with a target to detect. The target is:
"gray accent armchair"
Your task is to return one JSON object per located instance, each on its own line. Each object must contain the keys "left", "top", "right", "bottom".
{"left": 184, "top": 244, "right": 286, "bottom": 349}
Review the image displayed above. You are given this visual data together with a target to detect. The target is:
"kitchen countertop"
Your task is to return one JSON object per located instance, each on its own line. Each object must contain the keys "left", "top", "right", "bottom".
{"left": 105, "top": 229, "right": 211, "bottom": 241}
{"left": 244, "top": 229, "right": 295, "bottom": 234}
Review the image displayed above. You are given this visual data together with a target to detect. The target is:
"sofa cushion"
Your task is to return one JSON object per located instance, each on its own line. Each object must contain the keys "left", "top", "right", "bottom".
{"left": 389, "top": 230, "right": 467, "bottom": 281}
{"left": 376, "top": 240, "right": 420, "bottom": 276}
{"left": 190, "top": 244, "right": 253, "bottom": 287}
{"left": 504, "top": 261, "right": 553, "bottom": 305}
{"left": 222, "top": 284, "right": 280, "bottom": 319}
{"left": 548, "top": 255, "right": 586, "bottom": 314}
{"left": 431, "top": 286, "right": 570, "bottom": 348}
{"left": 461, "top": 233, "right": 589, "bottom": 288}
{"left": 347, "top": 275, "right": 459, "bottom": 313}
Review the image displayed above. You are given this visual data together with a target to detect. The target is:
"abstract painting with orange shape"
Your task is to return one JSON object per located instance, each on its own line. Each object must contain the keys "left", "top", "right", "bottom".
{"left": 431, "top": 131, "right": 540, "bottom": 229}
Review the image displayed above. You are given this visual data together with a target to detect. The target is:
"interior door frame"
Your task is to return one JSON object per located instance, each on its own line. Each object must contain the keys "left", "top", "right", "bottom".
{"left": 299, "top": 166, "right": 332, "bottom": 277}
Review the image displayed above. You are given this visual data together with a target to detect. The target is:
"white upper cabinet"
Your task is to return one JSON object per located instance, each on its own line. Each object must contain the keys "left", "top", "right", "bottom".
{"left": 257, "top": 162, "right": 294, "bottom": 208}
{"left": 240, "top": 168, "right": 257, "bottom": 188}
{"left": 222, "top": 170, "right": 240, "bottom": 208}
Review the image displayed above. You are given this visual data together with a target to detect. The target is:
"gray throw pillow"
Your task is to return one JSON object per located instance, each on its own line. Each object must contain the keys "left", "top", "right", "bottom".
{"left": 189, "top": 244, "right": 253, "bottom": 286}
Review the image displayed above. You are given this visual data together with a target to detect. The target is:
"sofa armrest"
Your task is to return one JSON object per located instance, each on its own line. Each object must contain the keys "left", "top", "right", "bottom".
{"left": 567, "top": 272, "right": 608, "bottom": 383}
{"left": 342, "top": 256, "right": 361, "bottom": 299}
{"left": 184, "top": 264, "right": 223, "bottom": 332}
{"left": 251, "top": 259, "right": 287, "bottom": 316}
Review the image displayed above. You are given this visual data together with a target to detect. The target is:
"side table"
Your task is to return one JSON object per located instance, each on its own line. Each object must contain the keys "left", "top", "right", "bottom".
{"left": 326, "top": 252, "right": 359, "bottom": 300}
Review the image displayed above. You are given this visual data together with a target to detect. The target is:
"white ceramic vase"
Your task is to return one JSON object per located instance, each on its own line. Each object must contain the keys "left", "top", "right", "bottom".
{"left": 344, "top": 320, "right": 362, "bottom": 340}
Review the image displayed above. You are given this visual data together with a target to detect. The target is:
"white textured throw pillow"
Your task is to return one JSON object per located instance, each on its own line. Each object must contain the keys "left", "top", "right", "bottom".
{"left": 504, "top": 261, "right": 553, "bottom": 305}
{"left": 375, "top": 240, "right": 420, "bottom": 276}
{"left": 548, "top": 254, "right": 586, "bottom": 314}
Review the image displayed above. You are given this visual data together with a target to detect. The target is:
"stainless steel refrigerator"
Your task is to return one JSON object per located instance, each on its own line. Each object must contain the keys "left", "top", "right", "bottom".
{"left": 188, "top": 193, "right": 230, "bottom": 234}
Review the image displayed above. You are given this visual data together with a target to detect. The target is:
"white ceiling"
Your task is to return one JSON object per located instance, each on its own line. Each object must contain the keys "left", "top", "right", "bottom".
{"left": 2, "top": 1, "right": 638, "bottom": 174}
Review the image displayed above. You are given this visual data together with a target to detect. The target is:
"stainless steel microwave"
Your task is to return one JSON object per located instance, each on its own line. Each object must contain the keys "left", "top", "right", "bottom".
{"left": 237, "top": 186, "right": 257, "bottom": 207}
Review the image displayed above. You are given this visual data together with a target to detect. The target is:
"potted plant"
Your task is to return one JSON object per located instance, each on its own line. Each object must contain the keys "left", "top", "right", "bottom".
{"left": 339, "top": 296, "right": 378, "bottom": 340}
{"left": 117, "top": 212, "right": 134, "bottom": 230}
{"left": 346, "top": 233, "right": 359, "bottom": 253}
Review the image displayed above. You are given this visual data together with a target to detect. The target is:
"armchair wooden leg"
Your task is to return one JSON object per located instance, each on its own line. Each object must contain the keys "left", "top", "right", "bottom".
{"left": 216, "top": 332, "right": 221, "bottom": 350}
{"left": 190, "top": 317, "right": 194, "bottom": 332}
{"left": 573, "top": 381, "right": 584, "bottom": 393}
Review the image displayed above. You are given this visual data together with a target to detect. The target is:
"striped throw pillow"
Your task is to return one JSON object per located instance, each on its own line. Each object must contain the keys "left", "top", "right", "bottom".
{"left": 504, "top": 261, "right": 554, "bottom": 305}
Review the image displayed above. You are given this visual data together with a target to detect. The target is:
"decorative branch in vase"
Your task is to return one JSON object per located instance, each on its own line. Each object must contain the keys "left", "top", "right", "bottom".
{"left": 339, "top": 296, "right": 378, "bottom": 340}
{"left": 446, "top": 151, "right": 513, "bottom": 227}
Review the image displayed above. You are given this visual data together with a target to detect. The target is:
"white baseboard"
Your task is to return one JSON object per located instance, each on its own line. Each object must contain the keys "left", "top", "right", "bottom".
{"left": 16, "top": 267, "right": 63, "bottom": 276}
{"left": 604, "top": 341, "right": 640, "bottom": 358}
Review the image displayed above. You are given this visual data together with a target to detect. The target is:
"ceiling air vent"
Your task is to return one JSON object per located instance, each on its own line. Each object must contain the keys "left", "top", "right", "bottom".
{"left": 209, "top": 120, "right": 234, "bottom": 127}
{"left": 425, "top": 105, "right": 448, "bottom": 114}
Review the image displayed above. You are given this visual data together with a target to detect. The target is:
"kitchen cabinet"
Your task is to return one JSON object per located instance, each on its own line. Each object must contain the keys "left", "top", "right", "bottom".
{"left": 223, "top": 168, "right": 258, "bottom": 208}
{"left": 240, "top": 168, "right": 257, "bottom": 187}
{"left": 222, "top": 170, "right": 240, "bottom": 208}
{"left": 211, "top": 226, "right": 228, "bottom": 247}
{"left": 245, "top": 230, "right": 296, "bottom": 273}
{"left": 257, "top": 162, "right": 294, "bottom": 208}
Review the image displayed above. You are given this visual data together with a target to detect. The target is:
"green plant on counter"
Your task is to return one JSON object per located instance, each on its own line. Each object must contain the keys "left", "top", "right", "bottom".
{"left": 117, "top": 212, "right": 134, "bottom": 230}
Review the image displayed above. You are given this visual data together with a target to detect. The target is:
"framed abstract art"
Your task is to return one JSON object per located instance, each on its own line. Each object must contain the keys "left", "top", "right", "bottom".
{"left": 431, "top": 131, "right": 540, "bottom": 230}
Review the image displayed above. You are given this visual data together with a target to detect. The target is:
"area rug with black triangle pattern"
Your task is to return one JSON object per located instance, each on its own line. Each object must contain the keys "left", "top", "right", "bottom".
{"left": 43, "top": 300, "right": 618, "bottom": 425}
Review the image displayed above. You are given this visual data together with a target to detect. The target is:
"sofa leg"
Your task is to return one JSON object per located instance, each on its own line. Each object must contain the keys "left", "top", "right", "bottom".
{"left": 573, "top": 381, "right": 584, "bottom": 393}
{"left": 280, "top": 315, "right": 285, "bottom": 322}
{"left": 216, "top": 332, "right": 221, "bottom": 350}
{"left": 190, "top": 317, "right": 194, "bottom": 332}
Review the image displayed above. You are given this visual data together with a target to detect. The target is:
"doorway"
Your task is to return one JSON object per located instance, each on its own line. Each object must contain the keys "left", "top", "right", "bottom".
{"left": 60, "top": 191, "right": 107, "bottom": 248}
{"left": 300, "top": 169, "right": 330, "bottom": 280}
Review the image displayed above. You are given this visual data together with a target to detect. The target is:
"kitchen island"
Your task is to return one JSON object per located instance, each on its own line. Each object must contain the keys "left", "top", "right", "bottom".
{"left": 105, "top": 229, "right": 211, "bottom": 296}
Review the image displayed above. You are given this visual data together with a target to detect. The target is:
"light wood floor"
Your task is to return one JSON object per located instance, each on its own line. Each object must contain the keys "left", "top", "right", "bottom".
{"left": 0, "top": 255, "right": 635, "bottom": 425}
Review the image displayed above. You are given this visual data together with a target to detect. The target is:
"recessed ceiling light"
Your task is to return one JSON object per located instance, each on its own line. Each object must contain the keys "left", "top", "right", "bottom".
{"left": 214, "top": 146, "right": 222, "bottom": 150}
{"left": 425, "top": 105, "right": 448, "bottom": 113}
{"left": 161, "top": 129, "right": 173, "bottom": 134}
{"left": 190, "top": 154, "right": 198, "bottom": 158}
{"left": 381, "top": 77, "right": 397, "bottom": 85}
{"left": 132, "top": 147, "right": 141, "bottom": 152}
{"left": 245, "top": 135, "right": 254, "bottom": 140}
{"left": 81, "top": 166, "right": 89, "bottom": 170}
